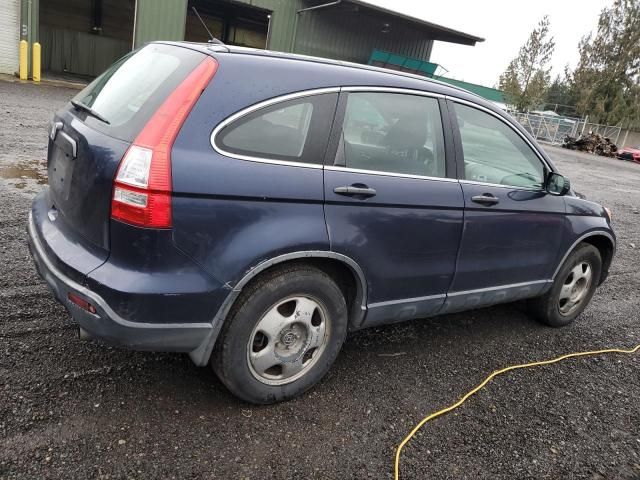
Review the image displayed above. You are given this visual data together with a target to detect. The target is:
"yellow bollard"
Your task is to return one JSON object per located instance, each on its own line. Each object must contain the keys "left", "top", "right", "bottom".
{"left": 32, "top": 42, "right": 41, "bottom": 82}
{"left": 19, "top": 40, "right": 28, "bottom": 80}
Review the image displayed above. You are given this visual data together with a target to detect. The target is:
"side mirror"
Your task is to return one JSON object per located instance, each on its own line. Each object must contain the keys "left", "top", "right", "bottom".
{"left": 546, "top": 172, "right": 571, "bottom": 196}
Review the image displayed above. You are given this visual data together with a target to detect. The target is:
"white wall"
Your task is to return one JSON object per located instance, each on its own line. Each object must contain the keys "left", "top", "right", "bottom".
{"left": 0, "top": 0, "right": 20, "bottom": 75}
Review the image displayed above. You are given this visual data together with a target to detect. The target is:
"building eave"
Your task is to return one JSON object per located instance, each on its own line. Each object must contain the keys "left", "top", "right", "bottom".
{"left": 346, "top": 0, "right": 484, "bottom": 45}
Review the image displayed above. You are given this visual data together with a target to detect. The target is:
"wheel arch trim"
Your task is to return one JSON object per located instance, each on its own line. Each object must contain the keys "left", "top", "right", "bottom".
{"left": 551, "top": 230, "right": 616, "bottom": 281}
{"left": 190, "top": 251, "right": 368, "bottom": 366}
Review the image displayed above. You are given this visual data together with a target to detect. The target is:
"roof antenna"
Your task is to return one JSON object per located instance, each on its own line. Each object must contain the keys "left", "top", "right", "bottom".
{"left": 191, "top": 6, "right": 224, "bottom": 44}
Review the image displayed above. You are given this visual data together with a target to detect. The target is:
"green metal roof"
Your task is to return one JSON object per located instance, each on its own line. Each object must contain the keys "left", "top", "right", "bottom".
{"left": 369, "top": 49, "right": 439, "bottom": 77}
{"left": 367, "top": 48, "right": 507, "bottom": 104}
{"left": 435, "top": 77, "right": 506, "bottom": 104}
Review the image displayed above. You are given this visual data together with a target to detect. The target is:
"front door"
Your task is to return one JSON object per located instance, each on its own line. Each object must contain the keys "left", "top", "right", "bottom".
{"left": 445, "top": 100, "right": 570, "bottom": 313}
{"left": 323, "top": 90, "right": 464, "bottom": 327}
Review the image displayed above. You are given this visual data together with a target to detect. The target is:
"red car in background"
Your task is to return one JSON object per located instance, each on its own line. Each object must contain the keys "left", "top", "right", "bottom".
{"left": 617, "top": 145, "right": 640, "bottom": 163}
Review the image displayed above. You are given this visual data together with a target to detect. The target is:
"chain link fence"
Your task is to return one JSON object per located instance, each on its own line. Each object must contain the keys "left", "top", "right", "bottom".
{"left": 511, "top": 112, "right": 622, "bottom": 146}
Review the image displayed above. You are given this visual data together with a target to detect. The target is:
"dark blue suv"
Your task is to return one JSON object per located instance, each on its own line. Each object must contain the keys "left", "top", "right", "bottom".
{"left": 28, "top": 42, "right": 615, "bottom": 404}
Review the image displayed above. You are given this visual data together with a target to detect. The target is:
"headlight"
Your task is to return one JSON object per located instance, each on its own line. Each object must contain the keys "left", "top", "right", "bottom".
{"left": 604, "top": 207, "right": 613, "bottom": 221}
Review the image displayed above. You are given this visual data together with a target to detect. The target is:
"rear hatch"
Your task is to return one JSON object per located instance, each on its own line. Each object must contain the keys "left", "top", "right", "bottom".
{"left": 46, "top": 43, "right": 207, "bottom": 253}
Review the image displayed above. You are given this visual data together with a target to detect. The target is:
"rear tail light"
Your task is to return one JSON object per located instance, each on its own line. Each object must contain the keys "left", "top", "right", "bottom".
{"left": 111, "top": 57, "right": 218, "bottom": 228}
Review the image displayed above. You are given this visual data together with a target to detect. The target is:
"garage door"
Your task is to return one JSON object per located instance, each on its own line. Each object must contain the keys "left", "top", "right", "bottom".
{"left": 0, "top": 0, "right": 20, "bottom": 75}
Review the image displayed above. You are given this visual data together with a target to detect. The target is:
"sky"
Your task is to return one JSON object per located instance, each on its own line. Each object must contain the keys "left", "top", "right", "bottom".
{"left": 369, "top": 0, "right": 609, "bottom": 88}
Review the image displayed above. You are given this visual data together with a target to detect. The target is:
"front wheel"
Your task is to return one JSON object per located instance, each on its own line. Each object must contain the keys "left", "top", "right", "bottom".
{"left": 530, "top": 243, "right": 602, "bottom": 327}
{"left": 212, "top": 265, "right": 348, "bottom": 404}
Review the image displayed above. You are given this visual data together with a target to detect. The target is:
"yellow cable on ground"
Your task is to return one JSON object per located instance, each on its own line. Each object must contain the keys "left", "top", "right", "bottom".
{"left": 394, "top": 343, "right": 640, "bottom": 480}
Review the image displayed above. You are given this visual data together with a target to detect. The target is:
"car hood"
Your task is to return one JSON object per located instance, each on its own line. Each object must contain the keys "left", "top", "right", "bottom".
{"left": 572, "top": 189, "right": 587, "bottom": 199}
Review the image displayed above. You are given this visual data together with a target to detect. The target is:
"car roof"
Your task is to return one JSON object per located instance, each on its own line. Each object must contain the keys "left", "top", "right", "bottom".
{"left": 159, "top": 41, "right": 488, "bottom": 105}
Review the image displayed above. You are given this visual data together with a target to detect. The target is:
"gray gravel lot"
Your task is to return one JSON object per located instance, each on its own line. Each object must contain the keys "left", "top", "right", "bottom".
{"left": 0, "top": 79, "right": 639, "bottom": 479}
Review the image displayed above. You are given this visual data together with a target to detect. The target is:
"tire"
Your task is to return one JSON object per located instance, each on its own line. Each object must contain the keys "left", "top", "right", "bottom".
{"left": 530, "top": 243, "right": 602, "bottom": 327}
{"left": 212, "top": 265, "right": 348, "bottom": 404}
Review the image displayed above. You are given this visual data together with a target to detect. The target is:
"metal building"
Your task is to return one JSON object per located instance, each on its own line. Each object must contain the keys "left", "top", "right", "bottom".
{"left": 183, "top": 0, "right": 483, "bottom": 65}
{"left": 2, "top": 0, "right": 483, "bottom": 78}
{"left": 0, "top": 0, "right": 20, "bottom": 74}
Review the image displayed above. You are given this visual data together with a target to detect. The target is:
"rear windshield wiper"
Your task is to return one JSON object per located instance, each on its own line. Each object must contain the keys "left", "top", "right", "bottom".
{"left": 70, "top": 99, "right": 111, "bottom": 125}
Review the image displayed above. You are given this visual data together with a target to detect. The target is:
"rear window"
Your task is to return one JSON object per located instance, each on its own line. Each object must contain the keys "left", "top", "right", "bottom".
{"left": 72, "top": 44, "right": 205, "bottom": 142}
{"left": 219, "top": 101, "right": 314, "bottom": 158}
{"left": 214, "top": 93, "right": 338, "bottom": 164}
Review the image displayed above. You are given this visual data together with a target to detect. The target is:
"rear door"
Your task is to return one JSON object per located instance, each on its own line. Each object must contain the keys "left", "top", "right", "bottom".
{"left": 323, "top": 89, "right": 464, "bottom": 327}
{"left": 445, "top": 99, "right": 570, "bottom": 311}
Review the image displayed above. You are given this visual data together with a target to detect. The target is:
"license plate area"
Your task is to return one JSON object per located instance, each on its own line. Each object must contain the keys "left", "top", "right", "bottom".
{"left": 49, "top": 136, "right": 75, "bottom": 202}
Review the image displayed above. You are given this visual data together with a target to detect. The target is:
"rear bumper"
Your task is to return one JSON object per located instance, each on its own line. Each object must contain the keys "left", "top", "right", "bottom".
{"left": 27, "top": 211, "right": 216, "bottom": 364}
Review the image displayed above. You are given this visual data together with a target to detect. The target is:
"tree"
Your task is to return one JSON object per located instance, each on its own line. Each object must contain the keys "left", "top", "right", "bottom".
{"left": 499, "top": 16, "right": 555, "bottom": 111}
{"left": 571, "top": 0, "right": 640, "bottom": 129}
{"left": 543, "top": 71, "right": 578, "bottom": 116}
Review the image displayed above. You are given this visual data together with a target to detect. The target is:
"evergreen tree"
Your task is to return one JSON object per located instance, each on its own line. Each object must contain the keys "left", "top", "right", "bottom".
{"left": 544, "top": 71, "right": 578, "bottom": 116}
{"left": 499, "top": 16, "right": 555, "bottom": 111}
{"left": 571, "top": 0, "right": 640, "bottom": 128}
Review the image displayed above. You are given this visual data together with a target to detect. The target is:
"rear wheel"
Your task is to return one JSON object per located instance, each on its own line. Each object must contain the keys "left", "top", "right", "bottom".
{"left": 212, "top": 265, "right": 348, "bottom": 404}
{"left": 530, "top": 243, "right": 602, "bottom": 327}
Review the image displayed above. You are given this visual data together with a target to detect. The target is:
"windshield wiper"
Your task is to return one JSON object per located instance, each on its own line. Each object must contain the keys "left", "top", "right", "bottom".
{"left": 70, "top": 99, "right": 110, "bottom": 125}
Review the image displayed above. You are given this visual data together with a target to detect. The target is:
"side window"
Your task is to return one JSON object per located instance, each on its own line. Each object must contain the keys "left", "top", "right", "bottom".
{"left": 215, "top": 93, "right": 337, "bottom": 164}
{"left": 338, "top": 92, "right": 446, "bottom": 178}
{"left": 455, "top": 103, "right": 545, "bottom": 188}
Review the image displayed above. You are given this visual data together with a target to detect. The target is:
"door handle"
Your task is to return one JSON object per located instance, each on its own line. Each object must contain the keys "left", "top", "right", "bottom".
{"left": 471, "top": 194, "right": 499, "bottom": 206}
{"left": 334, "top": 185, "right": 377, "bottom": 198}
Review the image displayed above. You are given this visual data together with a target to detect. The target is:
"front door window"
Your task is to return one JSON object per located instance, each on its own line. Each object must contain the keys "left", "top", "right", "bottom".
{"left": 455, "top": 103, "right": 545, "bottom": 189}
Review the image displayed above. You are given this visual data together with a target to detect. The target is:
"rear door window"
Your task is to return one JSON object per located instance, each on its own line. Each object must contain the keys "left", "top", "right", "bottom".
{"left": 336, "top": 92, "right": 446, "bottom": 178}
{"left": 214, "top": 93, "right": 338, "bottom": 164}
{"left": 72, "top": 44, "right": 206, "bottom": 142}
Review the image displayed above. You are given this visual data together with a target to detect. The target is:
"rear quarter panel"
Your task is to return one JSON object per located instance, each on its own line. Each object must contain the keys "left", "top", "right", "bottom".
{"left": 170, "top": 54, "right": 339, "bottom": 287}
{"left": 170, "top": 163, "right": 329, "bottom": 286}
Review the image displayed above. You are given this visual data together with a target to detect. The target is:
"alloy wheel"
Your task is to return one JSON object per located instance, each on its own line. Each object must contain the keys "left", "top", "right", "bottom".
{"left": 558, "top": 262, "right": 593, "bottom": 316}
{"left": 247, "top": 296, "right": 330, "bottom": 386}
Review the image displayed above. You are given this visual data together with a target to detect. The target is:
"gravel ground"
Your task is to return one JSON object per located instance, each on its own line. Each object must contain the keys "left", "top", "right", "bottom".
{"left": 0, "top": 79, "right": 639, "bottom": 480}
